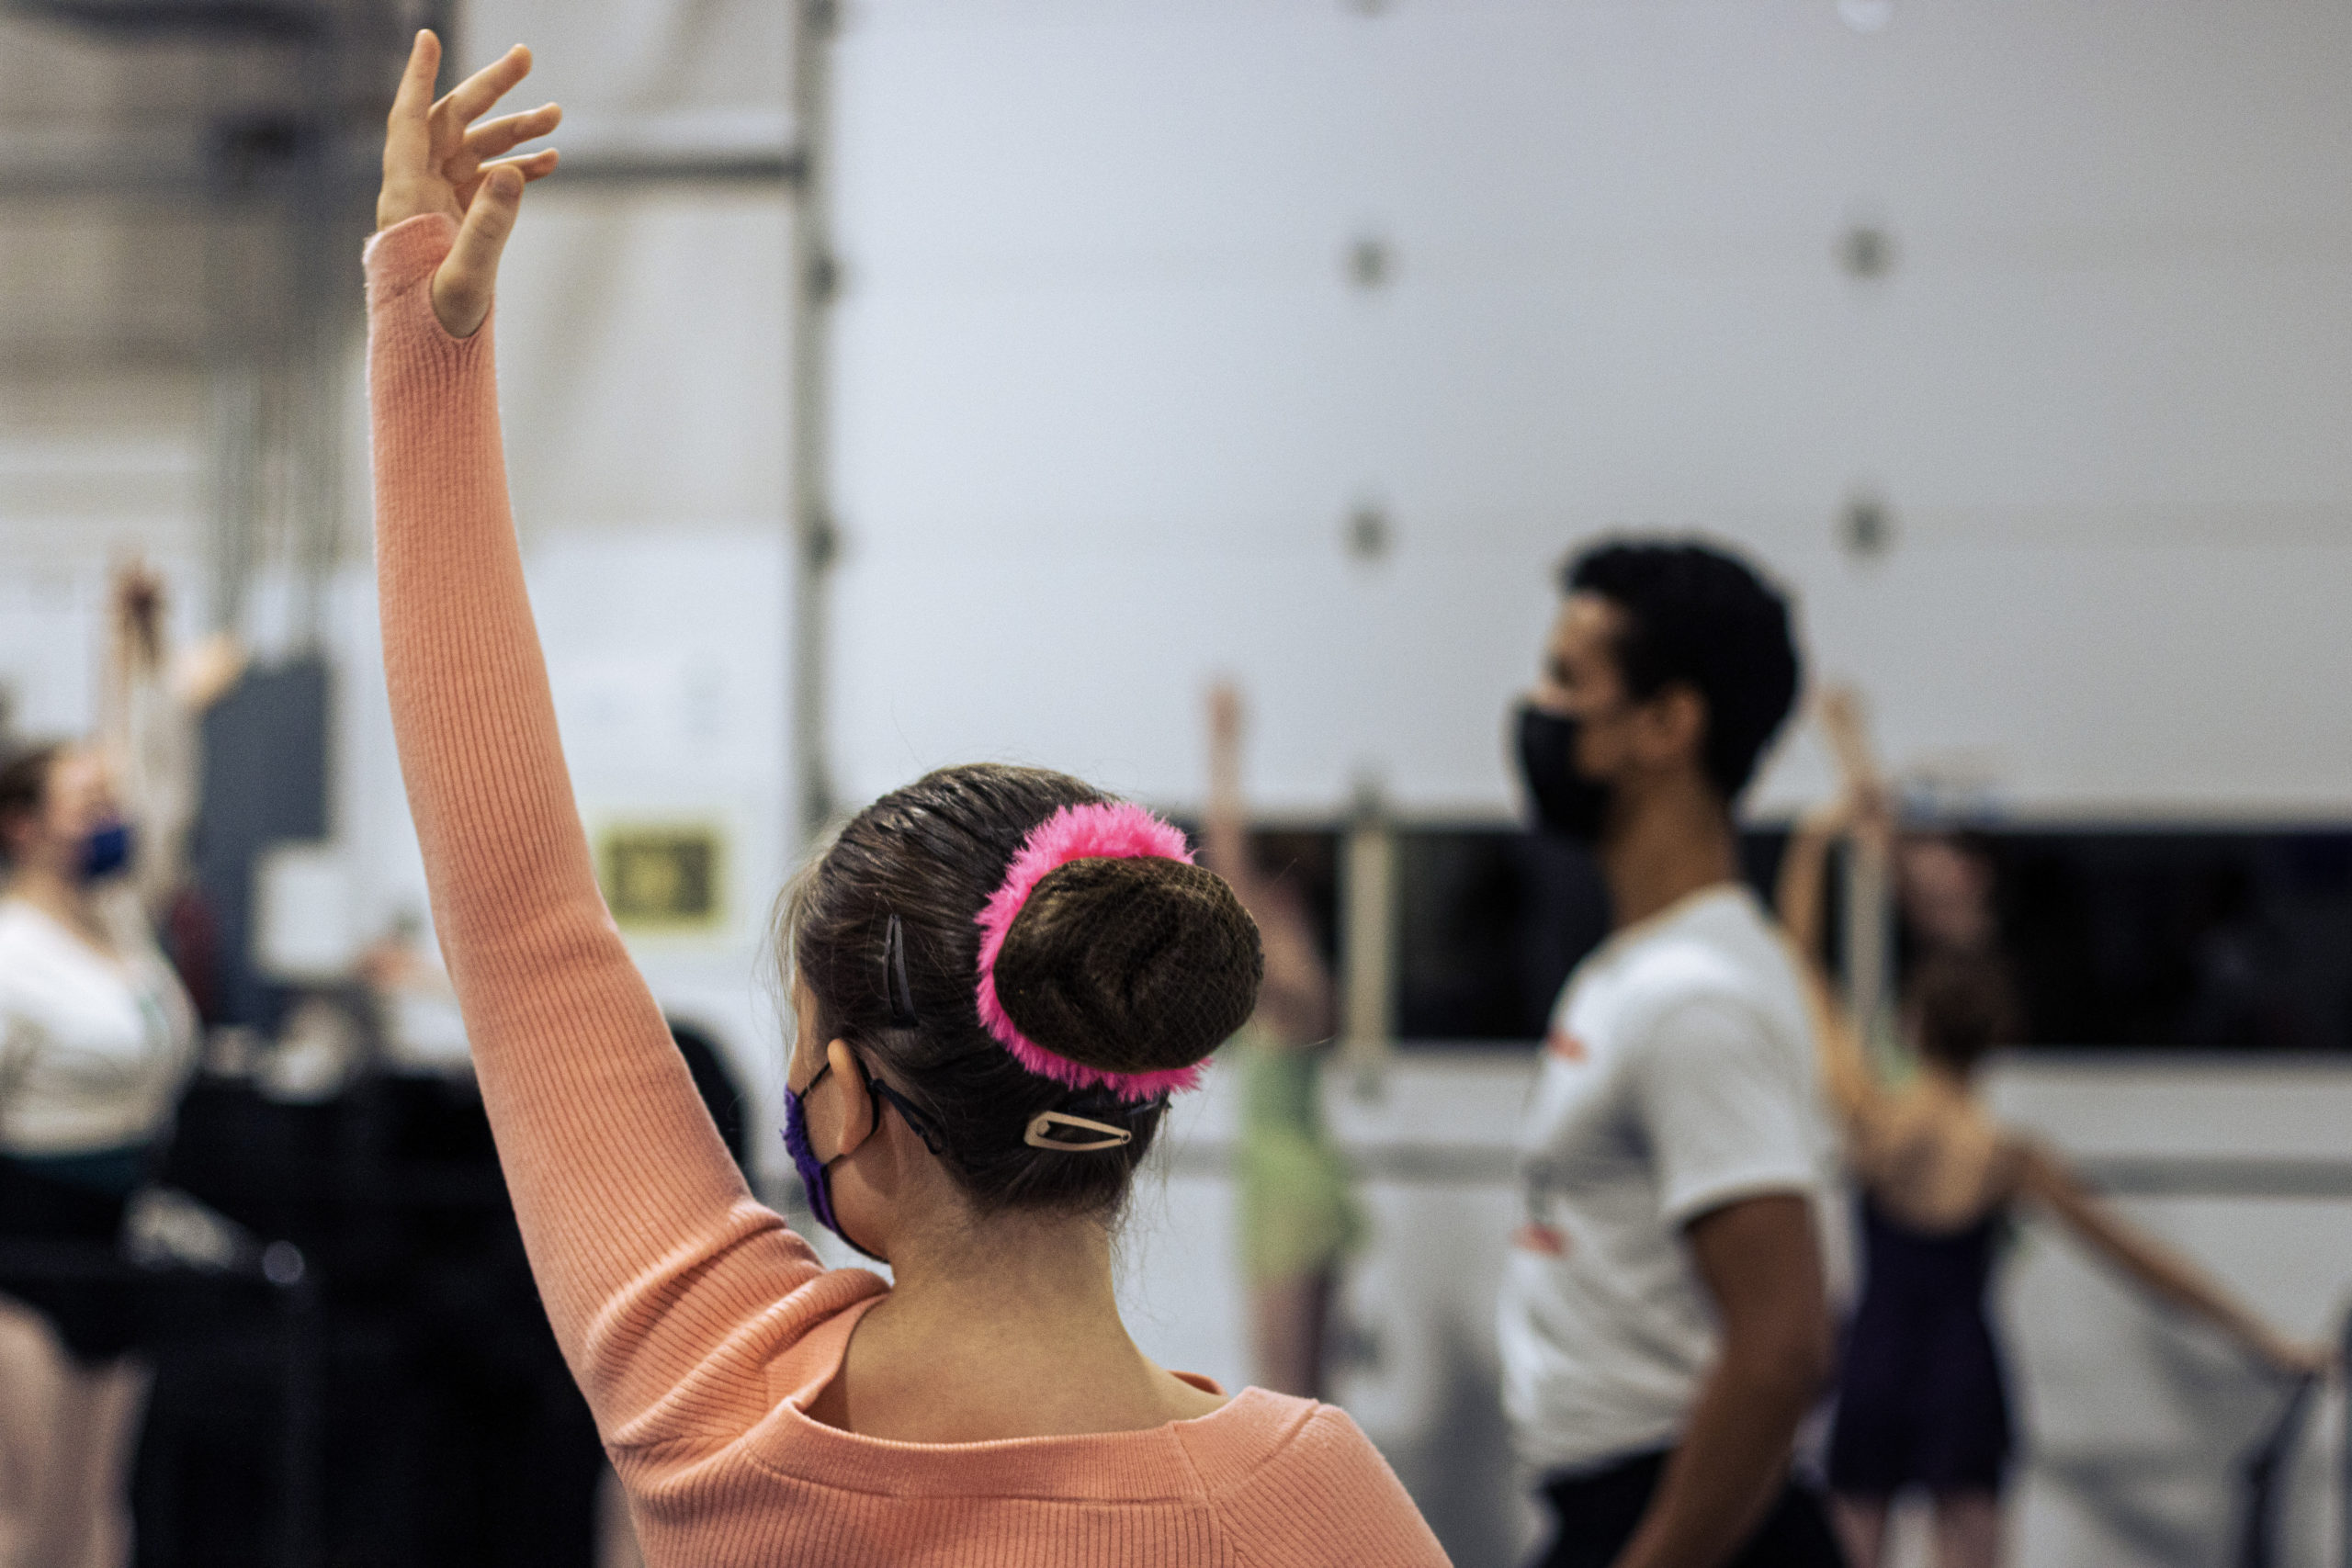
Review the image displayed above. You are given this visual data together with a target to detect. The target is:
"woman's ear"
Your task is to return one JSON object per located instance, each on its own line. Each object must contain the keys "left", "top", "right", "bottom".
{"left": 825, "top": 1037, "right": 876, "bottom": 1155}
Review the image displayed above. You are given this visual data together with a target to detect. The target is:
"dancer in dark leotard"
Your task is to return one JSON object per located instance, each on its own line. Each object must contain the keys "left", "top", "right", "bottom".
{"left": 1781, "top": 690, "right": 2330, "bottom": 1568}
{"left": 1828, "top": 1193, "right": 2011, "bottom": 1499}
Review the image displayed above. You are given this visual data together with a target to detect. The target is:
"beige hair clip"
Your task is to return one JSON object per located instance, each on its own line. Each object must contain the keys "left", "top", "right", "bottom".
{"left": 1023, "top": 1111, "right": 1134, "bottom": 1152}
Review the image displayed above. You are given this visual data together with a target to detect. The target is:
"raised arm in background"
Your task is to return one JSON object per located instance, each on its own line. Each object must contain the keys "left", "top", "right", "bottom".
{"left": 96, "top": 562, "right": 242, "bottom": 918}
{"left": 1202, "top": 682, "right": 1333, "bottom": 1047}
{"left": 2018, "top": 1145, "right": 2328, "bottom": 1377}
{"left": 368, "top": 31, "right": 865, "bottom": 1436}
{"left": 1771, "top": 687, "right": 1893, "bottom": 1132}
{"left": 1780, "top": 692, "right": 2328, "bottom": 1379}
{"left": 1773, "top": 796, "right": 1877, "bottom": 1132}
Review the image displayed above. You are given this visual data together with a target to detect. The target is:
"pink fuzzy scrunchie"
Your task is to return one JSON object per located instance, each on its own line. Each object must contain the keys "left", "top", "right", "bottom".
{"left": 971, "top": 802, "right": 1206, "bottom": 1100}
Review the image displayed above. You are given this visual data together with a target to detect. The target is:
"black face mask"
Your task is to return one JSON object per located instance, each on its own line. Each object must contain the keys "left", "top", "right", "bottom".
{"left": 1514, "top": 702, "right": 1614, "bottom": 843}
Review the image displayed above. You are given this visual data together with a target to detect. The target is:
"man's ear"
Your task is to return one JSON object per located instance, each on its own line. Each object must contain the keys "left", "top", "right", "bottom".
{"left": 825, "top": 1038, "right": 876, "bottom": 1155}
{"left": 1636, "top": 682, "right": 1710, "bottom": 774}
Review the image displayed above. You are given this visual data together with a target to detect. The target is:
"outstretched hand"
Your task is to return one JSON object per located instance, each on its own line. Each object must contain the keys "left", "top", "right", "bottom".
{"left": 2256, "top": 1332, "right": 2340, "bottom": 1382}
{"left": 378, "top": 31, "right": 560, "bottom": 338}
{"left": 109, "top": 559, "right": 165, "bottom": 664}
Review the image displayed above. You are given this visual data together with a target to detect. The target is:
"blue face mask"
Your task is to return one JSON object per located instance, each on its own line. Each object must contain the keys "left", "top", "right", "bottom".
{"left": 79, "top": 820, "right": 133, "bottom": 882}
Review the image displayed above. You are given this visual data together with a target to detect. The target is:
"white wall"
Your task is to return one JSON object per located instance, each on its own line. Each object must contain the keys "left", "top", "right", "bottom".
{"left": 825, "top": 0, "right": 2352, "bottom": 819}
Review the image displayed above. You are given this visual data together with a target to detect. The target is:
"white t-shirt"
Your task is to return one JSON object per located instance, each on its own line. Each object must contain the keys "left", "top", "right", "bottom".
{"left": 1497, "top": 884, "right": 1843, "bottom": 1477}
{"left": 0, "top": 897, "right": 198, "bottom": 1156}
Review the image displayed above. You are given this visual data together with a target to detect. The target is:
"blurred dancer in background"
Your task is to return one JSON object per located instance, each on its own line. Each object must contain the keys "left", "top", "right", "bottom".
{"left": 1502, "top": 539, "right": 1843, "bottom": 1568}
{"left": 1201, "top": 682, "right": 1362, "bottom": 1399}
{"left": 0, "top": 565, "right": 227, "bottom": 1568}
{"left": 1780, "top": 690, "right": 2331, "bottom": 1568}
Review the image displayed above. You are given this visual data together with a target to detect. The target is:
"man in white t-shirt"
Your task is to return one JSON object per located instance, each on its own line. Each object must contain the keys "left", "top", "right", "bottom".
{"left": 1502, "top": 539, "right": 1844, "bottom": 1568}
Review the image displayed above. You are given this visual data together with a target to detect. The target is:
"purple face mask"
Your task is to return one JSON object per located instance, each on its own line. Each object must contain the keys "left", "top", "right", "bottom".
{"left": 781, "top": 1061, "right": 845, "bottom": 1241}
{"left": 783, "top": 1050, "right": 948, "bottom": 1263}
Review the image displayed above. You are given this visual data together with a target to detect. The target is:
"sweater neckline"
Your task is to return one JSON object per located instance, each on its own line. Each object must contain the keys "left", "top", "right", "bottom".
{"left": 750, "top": 1292, "right": 1316, "bottom": 1501}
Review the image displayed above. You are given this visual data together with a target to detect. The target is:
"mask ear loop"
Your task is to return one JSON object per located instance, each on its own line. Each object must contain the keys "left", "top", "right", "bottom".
{"left": 854, "top": 1053, "right": 949, "bottom": 1159}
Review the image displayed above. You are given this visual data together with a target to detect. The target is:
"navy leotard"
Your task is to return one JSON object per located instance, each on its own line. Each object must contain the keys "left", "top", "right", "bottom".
{"left": 1827, "top": 1195, "right": 2014, "bottom": 1496}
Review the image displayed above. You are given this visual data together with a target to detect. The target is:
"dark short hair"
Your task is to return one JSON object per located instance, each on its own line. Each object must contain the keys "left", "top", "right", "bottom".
{"left": 1564, "top": 538, "right": 1801, "bottom": 802}
{"left": 0, "top": 744, "right": 62, "bottom": 867}
{"left": 782, "top": 763, "right": 1261, "bottom": 1220}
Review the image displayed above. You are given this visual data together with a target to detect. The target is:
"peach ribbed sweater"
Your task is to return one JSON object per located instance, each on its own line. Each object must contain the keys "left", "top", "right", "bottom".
{"left": 365, "top": 215, "right": 1449, "bottom": 1568}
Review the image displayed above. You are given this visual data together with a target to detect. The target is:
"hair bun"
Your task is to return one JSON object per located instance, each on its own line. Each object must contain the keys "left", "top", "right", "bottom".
{"left": 990, "top": 856, "right": 1263, "bottom": 1077}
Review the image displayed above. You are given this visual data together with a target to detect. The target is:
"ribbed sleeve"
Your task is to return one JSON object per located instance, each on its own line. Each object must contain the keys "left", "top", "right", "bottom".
{"left": 365, "top": 215, "right": 869, "bottom": 1436}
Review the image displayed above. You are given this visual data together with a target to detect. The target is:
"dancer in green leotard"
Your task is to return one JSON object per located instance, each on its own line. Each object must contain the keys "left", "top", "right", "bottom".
{"left": 1203, "top": 684, "right": 1364, "bottom": 1399}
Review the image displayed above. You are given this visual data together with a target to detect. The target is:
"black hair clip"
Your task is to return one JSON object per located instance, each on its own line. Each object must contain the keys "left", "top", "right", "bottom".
{"left": 882, "top": 914, "right": 921, "bottom": 1029}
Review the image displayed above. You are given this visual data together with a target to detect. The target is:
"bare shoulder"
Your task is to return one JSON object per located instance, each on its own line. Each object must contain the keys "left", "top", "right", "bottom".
{"left": 1999, "top": 1131, "right": 2071, "bottom": 1200}
{"left": 1860, "top": 1088, "right": 2018, "bottom": 1227}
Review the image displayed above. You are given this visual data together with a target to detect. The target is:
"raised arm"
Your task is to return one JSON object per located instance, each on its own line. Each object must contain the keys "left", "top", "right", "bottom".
{"left": 98, "top": 563, "right": 194, "bottom": 915}
{"left": 1201, "top": 682, "right": 1333, "bottom": 1046}
{"left": 1774, "top": 687, "right": 1894, "bottom": 1128}
{"left": 2014, "top": 1143, "right": 2329, "bottom": 1377}
{"left": 368, "top": 33, "right": 844, "bottom": 1431}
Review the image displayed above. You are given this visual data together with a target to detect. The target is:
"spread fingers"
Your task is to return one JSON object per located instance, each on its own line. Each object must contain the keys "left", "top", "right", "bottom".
{"left": 447, "top": 105, "right": 561, "bottom": 186}
{"left": 431, "top": 44, "right": 535, "bottom": 146}
{"left": 466, "top": 104, "right": 563, "bottom": 163}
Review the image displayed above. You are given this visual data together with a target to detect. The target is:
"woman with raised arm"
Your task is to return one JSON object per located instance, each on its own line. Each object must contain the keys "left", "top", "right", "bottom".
{"left": 366, "top": 34, "right": 1443, "bottom": 1566}
{"left": 1778, "top": 691, "right": 2329, "bottom": 1568}
{"left": 0, "top": 563, "right": 222, "bottom": 1567}
{"left": 1200, "top": 682, "right": 1362, "bottom": 1400}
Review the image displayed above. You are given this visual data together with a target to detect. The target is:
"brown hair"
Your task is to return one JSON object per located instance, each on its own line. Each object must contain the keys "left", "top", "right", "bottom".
{"left": 0, "top": 745, "right": 61, "bottom": 867}
{"left": 782, "top": 763, "right": 1261, "bottom": 1218}
{"left": 1906, "top": 951, "right": 2021, "bottom": 1075}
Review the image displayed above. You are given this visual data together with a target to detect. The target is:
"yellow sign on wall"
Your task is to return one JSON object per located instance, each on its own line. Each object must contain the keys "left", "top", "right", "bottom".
{"left": 598, "top": 824, "right": 725, "bottom": 931}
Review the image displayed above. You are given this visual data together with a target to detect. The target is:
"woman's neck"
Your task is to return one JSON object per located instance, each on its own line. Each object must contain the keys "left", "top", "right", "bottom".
{"left": 825, "top": 1206, "right": 1225, "bottom": 1440}
{"left": 5, "top": 863, "right": 96, "bottom": 938}
{"left": 886, "top": 1205, "right": 1121, "bottom": 1317}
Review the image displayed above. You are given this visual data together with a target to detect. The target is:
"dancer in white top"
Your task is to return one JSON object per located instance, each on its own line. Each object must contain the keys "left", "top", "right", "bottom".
{"left": 0, "top": 565, "right": 219, "bottom": 1568}
{"left": 1502, "top": 538, "right": 1842, "bottom": 1568}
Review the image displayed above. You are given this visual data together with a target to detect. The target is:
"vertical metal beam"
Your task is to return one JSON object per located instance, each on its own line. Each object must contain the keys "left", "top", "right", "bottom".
{"left": 193, "top": 1, "right": 452, "bottom": 642}
{"left": 288, "top": 24, "right": 350, "bottom": 655}
{"left": 1840, "top": 828, "right": 1893, "bottom": 1055}
{"left": 787, "top": 0, "right": 838, "bottom": 850}
{"left": 206, "top": 353, "right": 260, "bottom": 635}
{"left": 2340, "top": 1305, "right": 2350, "bottom": 1568}
{"left": 1339, "top": 797, "right": 1396, "bottom": 1091}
